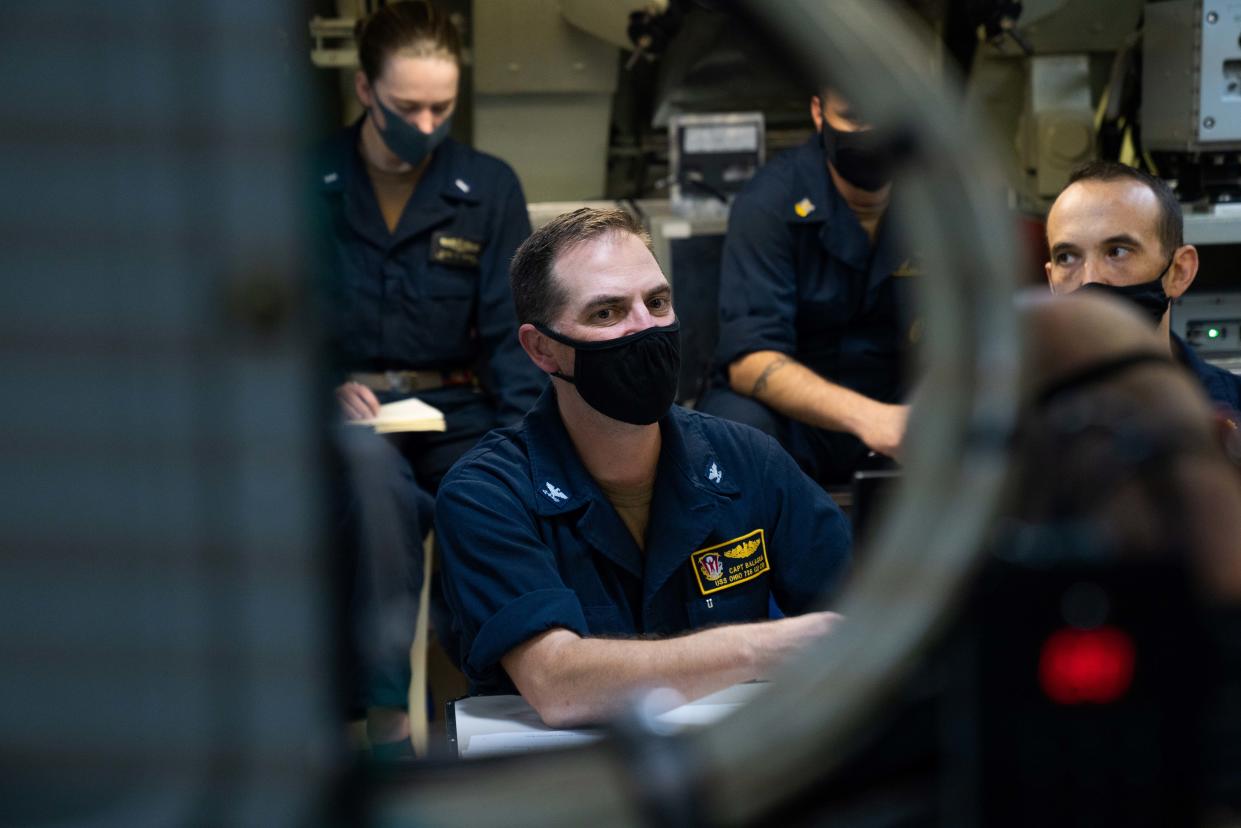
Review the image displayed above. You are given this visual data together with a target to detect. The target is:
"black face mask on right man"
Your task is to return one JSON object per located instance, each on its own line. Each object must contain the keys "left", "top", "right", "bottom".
{"left": 534, "top": 321, "right": 682, "bottom": 426}
{"left": 1075, "top": 254, "right": 1175, "bottom": 327}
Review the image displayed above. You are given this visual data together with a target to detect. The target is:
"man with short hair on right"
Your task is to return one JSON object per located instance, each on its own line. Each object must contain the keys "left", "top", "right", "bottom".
{"left": 1044, "top": 160, "right": 1241, "bottom": 410}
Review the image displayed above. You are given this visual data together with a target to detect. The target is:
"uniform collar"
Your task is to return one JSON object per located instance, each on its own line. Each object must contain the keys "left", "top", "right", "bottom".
{"left": 524, "top": 385, "right": 741, "bottom": 595}
{"left": 318, "top": 119, "right": 480, "bottom": 247}
{"left": 1171, "top": 331, "right": 1225, "bottom": 395}
{"left": 786, "top": 134, "right": 833, "bottom": 227}
{"left": 787, "top": 134, "right": 882, "bottom": 273}
{"left": 525, "top": 385, "right": 598, "bottom": 517}
{"left": 658, "top": 408, "right": 742, "bottom": 500}
{"left": 524, "top": 386, "right": 740, "bottom": 515}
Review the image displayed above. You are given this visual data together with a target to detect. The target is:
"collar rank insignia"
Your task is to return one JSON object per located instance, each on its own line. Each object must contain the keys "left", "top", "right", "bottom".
{"left": 690, "top": 529, "right": 769, "bottom": 596}
{"left": 892, "top": 258, "right": 922, "bottom": 278}
{"left": 455, "top": 178, "right": 471, "bottom": 193}
{"left": 543, "top": 482, "right": 568, "bottom": 503}
{"left": 322, "top": 172, "right": 338, "bottom": 184}
{"left": 707, "top": 462, "right": 723, "bottom": 484}
{"left": 794, "top": 197, "right": 815, "bottom": 218}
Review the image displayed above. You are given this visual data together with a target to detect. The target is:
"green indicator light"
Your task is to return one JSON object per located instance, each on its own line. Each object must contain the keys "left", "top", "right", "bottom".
{"left": 1209, "top": 328, "right": 1222, "bottom": 339}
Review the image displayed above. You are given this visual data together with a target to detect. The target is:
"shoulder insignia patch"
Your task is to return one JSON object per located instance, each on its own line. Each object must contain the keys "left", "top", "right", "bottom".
{"left": 794, "top": 197, "right": 815, "bottom": 218}
{"left": 690, "top": 529, "right": 769, "bottom": 596}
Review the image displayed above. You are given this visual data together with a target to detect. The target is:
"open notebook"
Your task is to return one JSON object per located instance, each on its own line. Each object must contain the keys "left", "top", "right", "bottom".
{"left": 349, "top": 396, "right": 446, "bottom": 433}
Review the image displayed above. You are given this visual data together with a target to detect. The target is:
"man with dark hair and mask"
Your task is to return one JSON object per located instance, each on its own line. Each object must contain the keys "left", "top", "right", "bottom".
{"left": 435, "top": 207, "right": 852, "bottom": 727}
{"left": 698, "top": 89, "right": 916, "bottom": 486}
{"left": 1045, "top": 160, "right": 1241, "bottom": 411}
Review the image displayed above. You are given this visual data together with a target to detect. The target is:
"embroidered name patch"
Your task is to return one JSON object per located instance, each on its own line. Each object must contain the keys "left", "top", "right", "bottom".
{"left": 430, "top": 232, "right": 483, "bottom": 268}
{"left": 690, "top": 529, "right": 769, "bottom": 596}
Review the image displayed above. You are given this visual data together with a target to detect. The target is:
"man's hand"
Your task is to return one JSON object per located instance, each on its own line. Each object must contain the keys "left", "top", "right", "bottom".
{"left": 502, "top": 611, "right": 844, "bottom": 727}
{"left": 748, "top": 611, "right": 843, "bottom": 679}
{"left": 336, "top": 381, "right": 381, "bottom": 420}
{"left": 853, "top": 401, "right": 908, "bottom": 460}
{"left": 729, "top": 351, "right": 908, "bottom": 458}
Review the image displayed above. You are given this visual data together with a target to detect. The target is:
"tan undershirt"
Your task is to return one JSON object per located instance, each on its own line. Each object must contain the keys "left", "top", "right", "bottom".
{"left": 364, "top": 157, "right": 419, "bottom": 233}
{"left": 598, "top": 478, "right": 655, "bottom": 552}
{"left": 858, "top": 212, "right": 882, "bottom": 243}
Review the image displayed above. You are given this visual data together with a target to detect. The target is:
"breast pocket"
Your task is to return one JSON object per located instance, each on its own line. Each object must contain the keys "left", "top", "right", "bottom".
{"left": 798, "top": 272, "right": 853, "bottom": 331}
{"left": 685, "top": 577, "right": 770, "bottom": 628}
{"left": 424, "top": 264, "right": 478, "bottom": 299}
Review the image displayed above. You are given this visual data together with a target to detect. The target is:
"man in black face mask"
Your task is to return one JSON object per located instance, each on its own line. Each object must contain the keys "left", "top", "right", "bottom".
{"left": 434, "top": 208, "right": 853, "bottom": 727}
{"left": 1045, "top": 161, "right": 1241, "bottom": 411}
{"left": 699, "top": 88, "right": 916, "bottom": 487}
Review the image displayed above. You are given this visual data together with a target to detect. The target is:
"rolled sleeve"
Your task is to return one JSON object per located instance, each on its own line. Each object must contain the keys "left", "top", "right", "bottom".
{"left": 760, "top": 434, "right": 852, "bottom": 613}
{"left": 467, "top": 588, "right": 588, "bottom": 678}
{"left": 436, "top": 463, "right": 583, "bottom": 690}
{"left": 715, "top": 192, "right": 800, "bottom": 367}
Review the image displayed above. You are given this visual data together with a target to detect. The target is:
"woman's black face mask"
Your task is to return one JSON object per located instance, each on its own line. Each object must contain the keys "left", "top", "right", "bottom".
{"left": 820, "top": 109, "right": 893, "bottom": 193}
{"left": 535, "top": 321, "right": 682, "bottom": 425}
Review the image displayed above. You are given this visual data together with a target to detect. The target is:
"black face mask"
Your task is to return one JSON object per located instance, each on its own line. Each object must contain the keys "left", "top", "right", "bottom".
{"left": 535, "top": 321, "right": 681, "bottom": 425}
{"left": 1075, "top": 256, "right": 1174, "bottom": 326}
{"left": 820, "top": 113, "right": 893, "bottom": 193}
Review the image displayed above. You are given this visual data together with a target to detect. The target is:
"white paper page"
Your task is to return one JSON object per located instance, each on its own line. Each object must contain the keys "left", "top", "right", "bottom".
{"left": 453, "top": 683, "right": 768, "bottom": 759}
{"left": 654, "top": 703, "right": 742, "bottom": 728}
{"left": 462, "top": 730, "right": 604, "bottom": 759}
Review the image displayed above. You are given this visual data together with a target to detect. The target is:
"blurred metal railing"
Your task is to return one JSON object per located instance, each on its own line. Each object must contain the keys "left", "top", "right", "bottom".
{"left": 0, "top": 3, "right": 341, "bottom": 826}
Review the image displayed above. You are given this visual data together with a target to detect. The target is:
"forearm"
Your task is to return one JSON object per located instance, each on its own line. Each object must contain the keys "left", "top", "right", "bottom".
{"left": 506, "top": 626, "right": 759, "bottom": 728}
{"left": 728, "top": 350, "right": 885, "bottom": 436}
{"left": 505, "top": 613, "right": 837, "bottom": 728}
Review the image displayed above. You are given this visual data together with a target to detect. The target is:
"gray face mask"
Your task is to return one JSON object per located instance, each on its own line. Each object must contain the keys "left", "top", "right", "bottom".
{"left": 372, "top": 96, "right": 452, "bottom": 167}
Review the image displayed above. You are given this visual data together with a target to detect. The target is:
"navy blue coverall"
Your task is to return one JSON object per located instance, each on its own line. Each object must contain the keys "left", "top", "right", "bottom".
{"left": 1174, "top": 332, "right": 1241, "bottom": 412}
{"left": 699, "top": 134, "right": 916, "bottom": 485}
{"left": 436, "top": 385, "right": 853, "bottom": 696}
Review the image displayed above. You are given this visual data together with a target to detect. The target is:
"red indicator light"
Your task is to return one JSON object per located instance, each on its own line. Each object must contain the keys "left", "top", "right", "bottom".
{"left": 1038, "top": 626, "right": 1135, "bottom": 705}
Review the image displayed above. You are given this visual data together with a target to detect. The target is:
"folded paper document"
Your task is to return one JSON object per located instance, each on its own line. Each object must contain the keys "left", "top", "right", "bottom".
{"left": 449, "top": 683, "right": 767, "bottom": 759}
{"left": 350, "top": 396, "right": 446, "bottom": 433}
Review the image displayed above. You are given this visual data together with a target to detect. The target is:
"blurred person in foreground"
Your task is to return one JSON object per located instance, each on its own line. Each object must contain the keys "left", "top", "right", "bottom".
{"left": 1011, "top": 290, "right": 1241, "bottom": 598}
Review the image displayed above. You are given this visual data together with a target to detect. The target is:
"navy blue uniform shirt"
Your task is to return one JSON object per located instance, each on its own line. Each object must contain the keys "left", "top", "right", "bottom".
{"left": 317, "top": 121, "right": 543, "bottom": 422}
{"left": 713, "top": 134, "right": 915, "bottom": 404}
{"left": 436, "top": 385, "right": 853, "bottom": 695}
{"left": 1173, "top": 332, "right": 1241, "bottom": 412}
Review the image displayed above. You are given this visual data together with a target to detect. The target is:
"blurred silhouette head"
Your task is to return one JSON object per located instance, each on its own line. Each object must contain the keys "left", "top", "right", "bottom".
{"left": 1009, "top": 291, "right": 1241, "bottom": 601}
